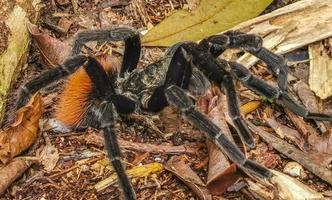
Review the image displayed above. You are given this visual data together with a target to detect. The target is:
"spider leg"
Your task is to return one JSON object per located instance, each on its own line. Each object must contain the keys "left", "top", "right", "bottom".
{"left": 71, "top": 27, "right": 141, "bottom": 76}
{"left": 222, "top": 74, "right": 256, "bottom": 148}
{"left": 83, "top": 58, "right": 139, "bottom": 199}
{"left": 165, "top": 85, "right": 273, "bottom": 179}
{"left": 144, "top": 47, "right": 192, "bottom": 112}
{"left": 229, "top": 61, "right": 332, "bottom": 121}
{"left": 169, "top": 44, "right": 256, "bottom": 148}
{"left": 145, "top": 44, "right": 255, "bottom": 147}
{"left": 93, "top": 101, "right": 136, "bottom": 200}
{"left": 16, "top": 55, "right": 88, "bottom": 109}
{"left": 83, "top": 57, "right": 137, "bottom": 114}
{"left": 200, "top": 31, "right": 288, "bottom": 92}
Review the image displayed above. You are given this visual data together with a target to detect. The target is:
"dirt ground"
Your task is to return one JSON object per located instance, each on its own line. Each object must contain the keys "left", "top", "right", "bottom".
{"left": 1, "top": 0, "right": 332, "bottom": 199}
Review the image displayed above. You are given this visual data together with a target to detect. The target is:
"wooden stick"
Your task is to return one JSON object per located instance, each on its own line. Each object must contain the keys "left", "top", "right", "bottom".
{"left": 247, "top": 122, "right": 332, "bottom": 185}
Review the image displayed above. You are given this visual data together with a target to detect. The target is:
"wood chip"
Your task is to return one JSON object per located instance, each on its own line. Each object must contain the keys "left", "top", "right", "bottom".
{"left": 231, "top": 0, "right": 332, "bottom": 55}
{"left": 308, "top": 39, "right": 332, "bottom": 99}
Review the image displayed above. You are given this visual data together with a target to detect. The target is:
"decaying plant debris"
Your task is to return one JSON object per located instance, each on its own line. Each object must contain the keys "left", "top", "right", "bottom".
{"left": 0, "top": 0, "right": 332, "bottom": 199}
{"left": 0, "top": 0, "right": 41, "bottom": 123}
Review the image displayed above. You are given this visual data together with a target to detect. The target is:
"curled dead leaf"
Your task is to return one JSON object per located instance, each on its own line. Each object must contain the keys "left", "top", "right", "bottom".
{"left": 196, "top": 88, "right": 241, "bottom": 195}
{"left": 0, "top": 93, "right": 42, "bottom": 165}
{"left": 27, "top": 22, "right": 72, "bottom": 66}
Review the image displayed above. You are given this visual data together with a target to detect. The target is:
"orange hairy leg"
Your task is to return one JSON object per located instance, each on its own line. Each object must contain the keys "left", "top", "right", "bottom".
{"left": 55, "top": 55, "right": 121, "bottom": 127}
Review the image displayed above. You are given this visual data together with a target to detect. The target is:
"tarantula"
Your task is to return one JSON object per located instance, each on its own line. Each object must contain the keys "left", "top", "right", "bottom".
{"left": 16, "top": 27, "right": 332, "bottom": 199}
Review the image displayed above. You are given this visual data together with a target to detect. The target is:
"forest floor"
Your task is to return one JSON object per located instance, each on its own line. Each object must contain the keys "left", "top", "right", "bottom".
{"left": 1, "top": 0, "right": 332, "bottom": 199}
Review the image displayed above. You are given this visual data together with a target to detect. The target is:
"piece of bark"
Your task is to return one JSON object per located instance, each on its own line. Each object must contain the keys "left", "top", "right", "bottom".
{"left": 271, "top": 170, "right": 324, "bottom": 199}
{"left": 0, "top": 157, "right": 37, "bottom": 195}
{"left": 0, "top": 0, "right": 41, "bottom": 123}
{"left": 85, "top": 132, "right": 198, "bottom": 155}
{"left": 247, "top": 121, "right": 332, "bottom": 185}
{"left": 308, "top": 39, "right": 332, "bottom": 99}
{"left": 232, "top": 0, "right": 332, "bottom": 54}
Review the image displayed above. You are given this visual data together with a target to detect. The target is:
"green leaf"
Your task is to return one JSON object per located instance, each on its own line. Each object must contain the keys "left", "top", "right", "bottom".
{"left": 141, "top": 0, "right": 272, "bottom": 47}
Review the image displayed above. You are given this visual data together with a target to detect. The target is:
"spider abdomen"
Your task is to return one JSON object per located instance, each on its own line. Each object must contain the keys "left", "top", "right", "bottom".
{"left": 55, "top": 67, "right": 94, "bottom": 127}
{"left": 55, "top": 56, "right": 118, "bottom": 128}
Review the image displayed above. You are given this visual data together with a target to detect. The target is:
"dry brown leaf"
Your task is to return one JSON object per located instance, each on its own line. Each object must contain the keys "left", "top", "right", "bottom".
{"left": 0, "top": 157, "right": 37, "bottom": 195}
{"left": 196, "top": 88, "right": 241, "bottom": 195}
{"left": 27, "top": 22, "right": 72, "bottom": 67}
{"left": 166, "top": 156, "right": 212, "bottom": 200}
{"left": 294, "top": 81, "right": 319, "bottom": 113}
{"left": 206, "top": 163, "right": 241, "bottom": 195}
{"left": 0, "top": 93, "right": 42, "bottom": 165}
{"left": 308, "top": 129, "right": 332, "bottom": 155}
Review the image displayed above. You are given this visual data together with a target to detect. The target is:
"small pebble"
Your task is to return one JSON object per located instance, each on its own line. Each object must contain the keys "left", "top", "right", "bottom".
{"left": 283, "top": 162, "right": 307, "bottom": 179}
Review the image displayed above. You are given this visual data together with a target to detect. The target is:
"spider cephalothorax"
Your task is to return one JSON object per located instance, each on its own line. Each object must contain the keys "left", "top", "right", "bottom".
{"left": 16, "top": 27, "right": 332, "bottom": 200}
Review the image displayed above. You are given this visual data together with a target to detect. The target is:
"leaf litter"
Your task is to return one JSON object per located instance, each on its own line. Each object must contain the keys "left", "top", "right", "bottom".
{"left": 1, "top": 0, "right": 332, "bottom": 199}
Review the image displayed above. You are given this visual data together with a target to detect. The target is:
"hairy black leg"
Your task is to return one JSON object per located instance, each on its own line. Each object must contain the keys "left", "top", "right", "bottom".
{"left": 248, "top": 47, "right": 288, "bottom": 92}
{"left": 229, "top": 61, "right": 332, "bottom": 121}
{"left": 165, "top": 85, "right": 272, "bottom": 179}
{"left": 71, "top": 27, "right": 141, "bottom": 76}
{"left": 84, "top": 57, "right": 137, "bottom": 114}
{"left": 71, "top": 59, "right": 138, "bottom": 198}
{"left": 224, "top": 31, "right": 288, "bottom": 92}
{"left": 145, "top": 47, "right": 192, "bottom": 112}
{"left": 280, "top": 94, "right": 332, "bottom": 121}
{"left": 199, "top": 31, "right": 262, "bottom": 57}
{"left": 172, "top": 44, "right": 256, "bottom": 148}
{"left": 222, "top": 75, "right": 255, "bottom": 148}
{"left": 95, "top": 102, "right": 136, "bottom": 200}
{"left": 200, "top": 31, "right": 288, "bottom": 91}
{"left": 16, "top": 55, "right": 88, "bottom": 109}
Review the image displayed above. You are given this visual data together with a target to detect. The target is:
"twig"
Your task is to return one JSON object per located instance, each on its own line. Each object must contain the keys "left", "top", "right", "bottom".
{"left": 86, "top": 132, "right": 198, "bottom": 154}
{"left": 49, "top": 156, "right": 103, "bottom": 178}
{"left": 0, "top": 157, "right": 37, "bottom": 195}
{"left": 247, "top": 121, "right": 332, "bottom": 184}
{"left": 71, "top": 0, "right": 78, "bottom": 13}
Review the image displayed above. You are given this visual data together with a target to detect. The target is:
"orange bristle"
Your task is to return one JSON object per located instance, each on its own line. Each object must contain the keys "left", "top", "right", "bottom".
{"left": 55, "top": 55, "right": 121, "bottom": 127}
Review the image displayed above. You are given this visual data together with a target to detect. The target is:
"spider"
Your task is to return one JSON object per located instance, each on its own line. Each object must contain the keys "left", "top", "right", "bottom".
{"left": 15, "top": 27, "right": 332, "bottom": 199}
